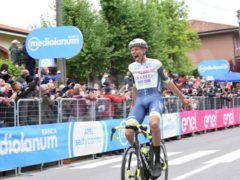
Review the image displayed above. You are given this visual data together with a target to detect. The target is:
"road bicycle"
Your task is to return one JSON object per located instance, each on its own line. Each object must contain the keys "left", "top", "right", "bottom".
{"left": 111, "top": 125, "right": 168, "bottom": 180}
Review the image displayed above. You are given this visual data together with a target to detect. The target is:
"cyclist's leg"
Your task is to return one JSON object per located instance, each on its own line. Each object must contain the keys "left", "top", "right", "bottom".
{"left": 149, "top": 94, "right": 163, "bottom": 146}
{"left": 148, "top": 94, "right": 164, "bottom": 177}
{"left": 125, "top": 102, "right": 146, "bottom": 144}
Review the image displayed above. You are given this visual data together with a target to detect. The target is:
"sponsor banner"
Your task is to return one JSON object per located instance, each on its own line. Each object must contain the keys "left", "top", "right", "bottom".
{"left": 39, "top": 58, "right": 56, "bottom": 67}
{"left": 233, "top": 108, "right": 240, "bottom": 125}
{"left": 217, "top": 108, "right": 235, "bottom": 128}
{"left": 197, "top": 110, "right": 218, "bottom": 131}
{"left": 0, "top": 123, "right": 69, "bottom": 170}
{"left": 71, "top": 121, "right": 105, "bottom": 157}
{"left": 197, "top": 59, "right": 229, "bottom": 78}
{"left": 26, "top": 26, "right": 83, "bottom": 59}
{"left": 180, "top": 111, "right": 198, "bottom": 134}
{"left": 162, "top": 113, "right": 180, "bottom": 139}
{"left": 103, "top": 117, "right": 150, "bottom": 152}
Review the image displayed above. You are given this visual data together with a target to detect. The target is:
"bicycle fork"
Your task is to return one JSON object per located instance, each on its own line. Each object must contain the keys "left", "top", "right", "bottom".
{"left": 127, "top": 151, "right": 141, "bottom": 178}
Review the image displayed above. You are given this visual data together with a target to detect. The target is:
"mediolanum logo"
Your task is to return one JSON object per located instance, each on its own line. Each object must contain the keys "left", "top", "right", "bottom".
{"left": 26, "top": 26, "right": 83, "bottom": 59}
{"left": 28, "top": 36, "right": 80, "bottom": 52}
{"left": 197, "top": 59, "right": 230, "bottom": 78}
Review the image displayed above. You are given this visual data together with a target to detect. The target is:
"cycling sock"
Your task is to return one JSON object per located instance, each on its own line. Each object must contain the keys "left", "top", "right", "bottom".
{"left": 153, "top": 146, "right": 161, "bottom": 164}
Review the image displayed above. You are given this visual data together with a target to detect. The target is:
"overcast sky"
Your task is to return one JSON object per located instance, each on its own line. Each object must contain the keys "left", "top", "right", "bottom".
{"left": 0, "top": 0, "right": 239, "bottom": 30}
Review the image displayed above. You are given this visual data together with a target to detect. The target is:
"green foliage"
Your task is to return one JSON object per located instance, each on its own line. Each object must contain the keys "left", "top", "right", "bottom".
{"left": 0, "top": 58, "right": 21, "bottom": 78}
{"left": 62, "top": 0, "right": 112, "bottom": 81}
{"left": 100, "top": 0, "right": 200, "bottom": 76}
{"left": 42, "top": 0, "right": 200, "bottom": 81}
{"left": 100, "top": 0, "right": 147, "bottom": 76}
{"left": 156, "top": 0, "right": 200, "bottom": 74}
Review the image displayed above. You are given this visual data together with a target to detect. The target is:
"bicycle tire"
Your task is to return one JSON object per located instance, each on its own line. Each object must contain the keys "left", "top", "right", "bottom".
{"left": 121, "top": 146, "right": 143, "bottom": 180}
{"left": 150, "top": 143, "right": 168, "bottom": 180}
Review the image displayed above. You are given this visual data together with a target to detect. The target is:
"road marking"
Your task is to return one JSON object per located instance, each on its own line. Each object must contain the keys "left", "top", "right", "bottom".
{"left": 72, "top": 151, "right": 181, "bottom": 169}
{"left": 111, "top": 160, "right": 137, "bottom": 168}
{"left": 167, "top": 152, "right": 182, "bottom": 156}
{"left": 205, "top": 149, "right": 240, "bottom": 164}
{"left": 111, "top": 152, "right": 181, "bottom": 168}
{"left": 169, "top": 150, "right": 218, "bottom": 165}
{"left": 172, "top": 149, "right": 240, "bottom": 180}
{"left": 171, "top": 163, "right": 216, "bottom": 180}
{"left": 72, "top": 156, "right": 122, "bottom": 169}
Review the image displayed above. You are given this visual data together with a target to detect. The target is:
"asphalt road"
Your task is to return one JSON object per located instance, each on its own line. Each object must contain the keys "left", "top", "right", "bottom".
{"left": 5, "top": 126, "right": 240, "bottom": 180}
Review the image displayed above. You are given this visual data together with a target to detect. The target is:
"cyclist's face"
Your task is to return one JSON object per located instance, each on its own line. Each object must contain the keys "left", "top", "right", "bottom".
{"left": 130, "top": 47, "right": 146, "bottom": 63}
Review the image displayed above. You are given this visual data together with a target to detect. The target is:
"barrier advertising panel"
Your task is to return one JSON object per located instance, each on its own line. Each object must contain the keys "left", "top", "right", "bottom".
{"left": 162, "top": 113, "right": 180, "bottom": 139}
{"left": 180, "top": 111, "right": 197, "bottom": 134}
{"left": 70, "top": 121, "right": 106, "bottom": 157}
{"left": 217, "top": 108, "right": 235, "bottom": 128}
{"left": 0, "top": 123, "right": 69, "bottom": 170}
{"left": 102, "top": 117, "right": 150, "bottom": 152}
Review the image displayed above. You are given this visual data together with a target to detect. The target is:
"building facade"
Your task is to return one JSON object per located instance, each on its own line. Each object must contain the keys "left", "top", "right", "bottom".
{"left": 0, "top": 24, "right": 29, "bottom": 59}
{"left": 187, "top": 20, "right": 240, "bottom": 71}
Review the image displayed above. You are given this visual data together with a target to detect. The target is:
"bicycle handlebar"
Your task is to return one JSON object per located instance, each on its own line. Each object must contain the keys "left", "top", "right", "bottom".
{"left": 110, "top": 125, "right": 152, "bottom": 141}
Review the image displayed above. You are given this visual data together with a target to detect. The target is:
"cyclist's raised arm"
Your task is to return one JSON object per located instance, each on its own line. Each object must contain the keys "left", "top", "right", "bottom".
{"left": 165, "top": 80, "right": 189, "bottom": 110}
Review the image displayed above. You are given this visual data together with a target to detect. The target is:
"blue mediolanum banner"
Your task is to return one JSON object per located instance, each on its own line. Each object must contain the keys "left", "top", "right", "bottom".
{"left": 197, "top": 59, "right": 230, "bottom": 78}
{"left": 0, "top": 113, "right": 180, "bottom": 170}
{"left": 0, "top": 123, "right": 69, "bottom": 170}
{"left": 26, "top": 26, "right": 83, "bottom": 59}
{"left": 102, "top": 117, "right": 150, "bottom": 152}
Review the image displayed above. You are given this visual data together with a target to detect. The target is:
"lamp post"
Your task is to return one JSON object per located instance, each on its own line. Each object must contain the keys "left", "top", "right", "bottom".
{"left": 56, "top": 0, "right": 66, "bottom": 84}
{"left": 237, "top": 10, "right": 240, "bottom": 41}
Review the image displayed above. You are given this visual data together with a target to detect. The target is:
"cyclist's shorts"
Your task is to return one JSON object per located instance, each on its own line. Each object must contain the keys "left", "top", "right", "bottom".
{"left": 127, "top": 93, "right": 163, "bottom": 124}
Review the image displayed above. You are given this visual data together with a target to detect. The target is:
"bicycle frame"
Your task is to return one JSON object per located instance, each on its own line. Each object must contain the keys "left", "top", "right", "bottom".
{"left": 127, "top": 126, "right": 153, "bottom": 179}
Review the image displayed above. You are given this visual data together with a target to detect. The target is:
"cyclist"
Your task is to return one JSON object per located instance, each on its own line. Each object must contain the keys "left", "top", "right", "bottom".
{"left": 125, "top": 38, "right": 189, "bottom": 178}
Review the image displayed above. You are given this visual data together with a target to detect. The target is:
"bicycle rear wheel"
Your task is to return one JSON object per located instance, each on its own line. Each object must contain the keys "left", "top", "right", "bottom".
{"left": 121, "top": 146, "right": 145, "bottom": 180}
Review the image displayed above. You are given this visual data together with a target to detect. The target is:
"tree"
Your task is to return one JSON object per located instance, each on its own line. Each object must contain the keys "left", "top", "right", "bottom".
{"left": 156, "top": 0, "right": 200, "bottom": 74}
{"left": 100, "top": 0, "right": 200, "bottom": 76}
{"left": 100, "top": 0, "right": 147, "bottom": 77}
{"left": 62, "top": 0, "right": 112, "bottom": 82}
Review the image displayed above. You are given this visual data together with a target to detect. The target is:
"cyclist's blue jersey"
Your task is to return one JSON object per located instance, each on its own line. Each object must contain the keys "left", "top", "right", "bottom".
{"left": 127, "top": 58, "right": 170, "bottom": 124}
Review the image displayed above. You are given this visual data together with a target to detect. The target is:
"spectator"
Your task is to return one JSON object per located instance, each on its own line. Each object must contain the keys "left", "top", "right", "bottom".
{"left": 124, "top": 71, "right": 134, "bottom": 92}
{"left": 100, "top": 86, "right": 126, "bottom": 119}
{"left": 68, "top": 83, "right": 97, "bottom": 122}
{"left": 9, "top": 39, "right": 21, "bottom": 66}
{"left": 22, "top": 39, "right": 36, "bottom": 76}
{"left": 0, "top": 64, "right": 11, "bottom": 83}
{"left": 16, "top": 69, "right": 29, "bottom": 91}
{"left": 40, "top": 67, "right": 61, "bottom": 84}
{"left": 40, "top": 84, "right": 57, "bottom": 124}
{"left": 101, "top": 72, "right": 110, "bottom": 88}
{"left": 175, "top": 75, "right": 187, "bottom": 90}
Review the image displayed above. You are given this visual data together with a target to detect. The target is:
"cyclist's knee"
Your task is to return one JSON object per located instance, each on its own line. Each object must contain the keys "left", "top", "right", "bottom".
{"left": 125, "top": 129, "right": 134, "bottom": 144}
{"left": 126, "top": 118, "right": 139, "bottom": 126}
{"left": 125, "top": 129, "right": 134, "bottom": 137}
{"left": 149, "top": 112, "right": 160, "bottom": 130}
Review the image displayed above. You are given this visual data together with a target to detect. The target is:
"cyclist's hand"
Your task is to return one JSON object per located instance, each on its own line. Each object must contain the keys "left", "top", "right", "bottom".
{"left": 182, "top": 98, "right": 190, "bottom": 111}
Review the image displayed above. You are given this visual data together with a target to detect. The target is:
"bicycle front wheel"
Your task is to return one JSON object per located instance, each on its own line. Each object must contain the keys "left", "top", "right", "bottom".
{"left": 156, "top": 143, "right": 168, "bottom": 180}
{"left": 121, "top": 146, "right": 145, "bottom": 180}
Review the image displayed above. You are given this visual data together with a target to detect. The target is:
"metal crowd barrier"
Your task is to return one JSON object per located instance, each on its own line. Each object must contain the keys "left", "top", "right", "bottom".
{"left": 59, "top": 98, "right": 95, "bottom": 122}
{"left": 17, "top": 98, "right": 59, "bottom": 125}
{"left": 0, "top": 100, "right": 16, "bottom": 128}
{"left": 1, "top": 96, "right": 240, "bottom": 128}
